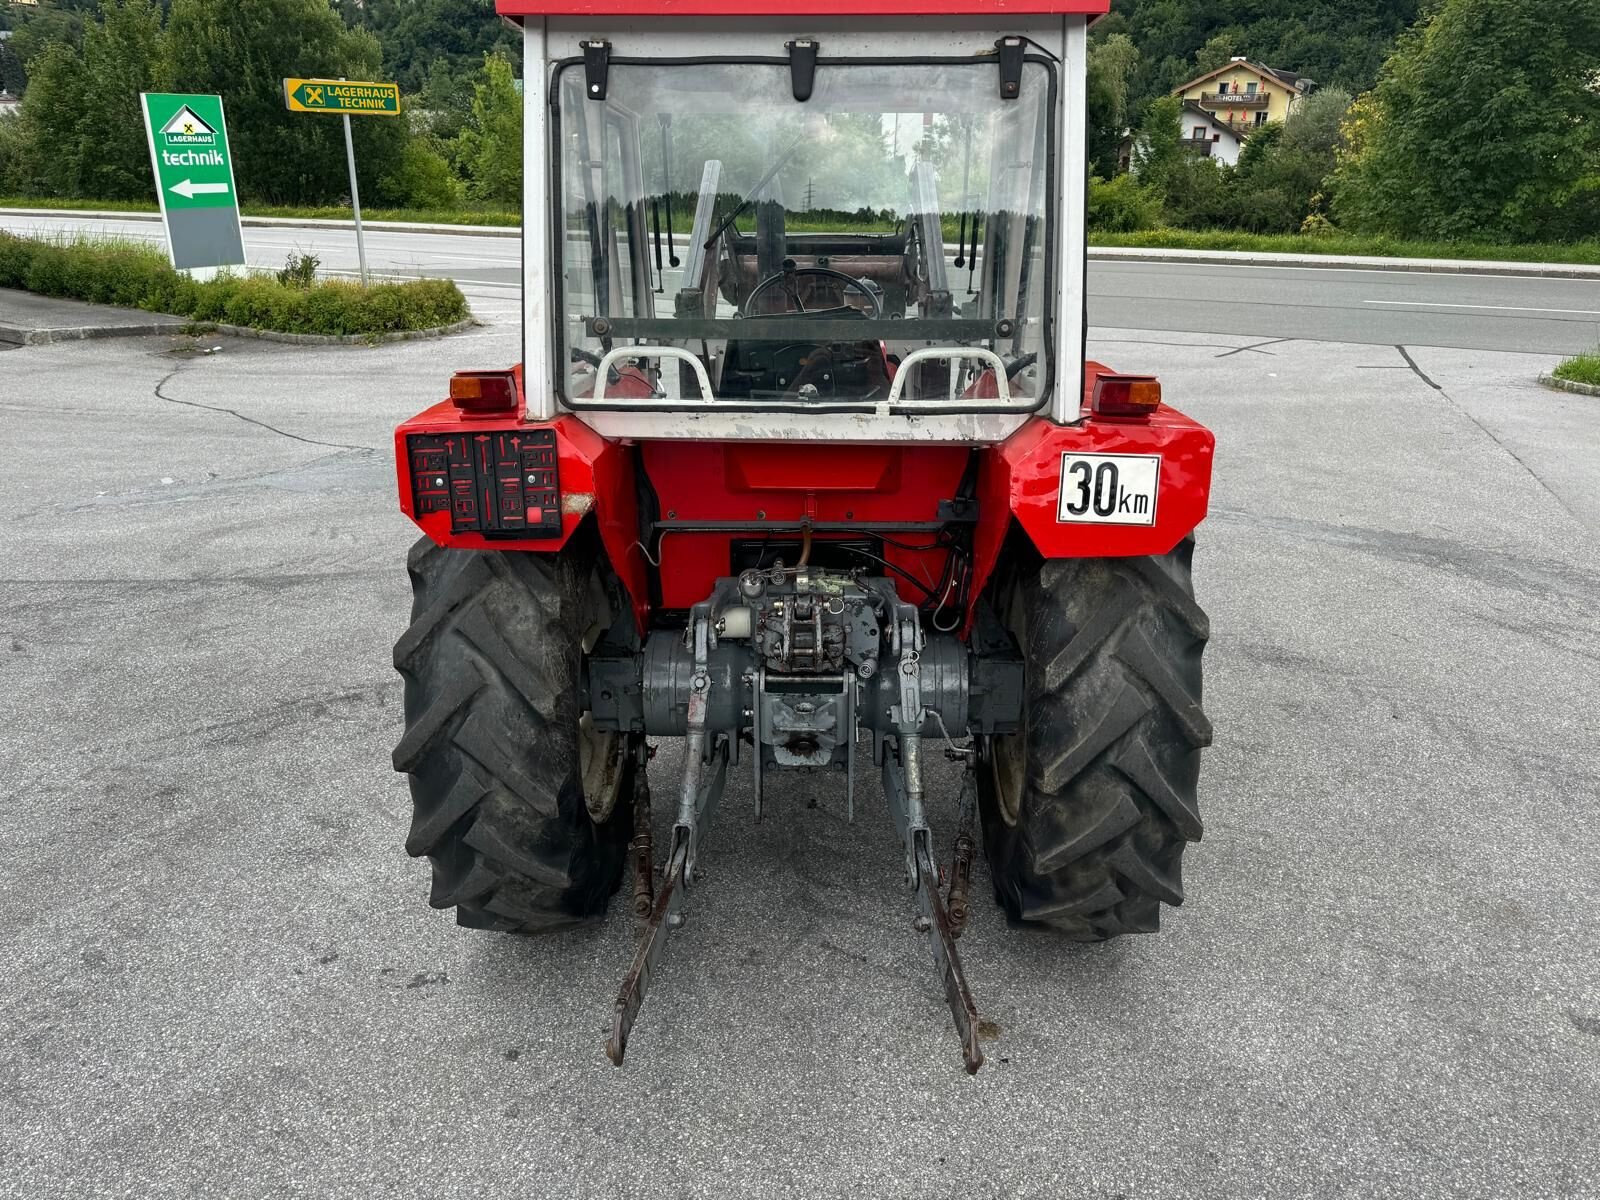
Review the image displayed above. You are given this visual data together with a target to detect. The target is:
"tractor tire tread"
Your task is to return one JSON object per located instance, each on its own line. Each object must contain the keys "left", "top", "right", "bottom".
{"left": 981, "top": 536, "right": 1209, "bottom": 941}
{"left": 393, "top": 535, "right": 630, "bottom": 933}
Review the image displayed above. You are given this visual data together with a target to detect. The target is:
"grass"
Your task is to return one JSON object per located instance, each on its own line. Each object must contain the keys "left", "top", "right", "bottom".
{"left": 0, "top": 195, "right": 519, "bottom": 227}
{"left": 0, "top": 232, "right": 469, "bottom": 337}
{"left": 8, "top": 196, "right": 1600, "bottom": 266}
{"left": 1552, "top": 351, "right": 1600, "bottom": 387}
{"left": 1088, "top": 228, "right": 1600, "bottom": 266}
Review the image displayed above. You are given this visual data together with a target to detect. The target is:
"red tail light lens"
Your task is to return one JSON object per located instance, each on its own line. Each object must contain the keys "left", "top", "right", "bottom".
{"left": 449, "top": 370, "right": 519, "bottom": 414}
{"left": 1092, "top": 374, "right": 1162, "bottom": 418}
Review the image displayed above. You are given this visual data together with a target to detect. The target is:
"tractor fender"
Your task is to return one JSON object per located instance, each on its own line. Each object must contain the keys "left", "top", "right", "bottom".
{"left": 968, "top": 406, "right": 1214, "bottom": 622}
{"left": 395, "top": 404, "right": 650, "bottom": 633}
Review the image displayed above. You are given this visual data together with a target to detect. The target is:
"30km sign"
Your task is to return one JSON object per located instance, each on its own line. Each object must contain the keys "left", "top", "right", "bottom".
{"left": 140, "top": 92, "right": 245, "bottom": 274}
{"left": 283, "top": 78, "right": 401, "bottom": 116}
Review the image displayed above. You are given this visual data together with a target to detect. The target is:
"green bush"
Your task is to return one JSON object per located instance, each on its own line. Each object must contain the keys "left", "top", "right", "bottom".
{"left": 1087, "top": 174, "right": 1161, "bottom": 233}
{"left": 0, "top": 231, "right": 469, "bottom": 335}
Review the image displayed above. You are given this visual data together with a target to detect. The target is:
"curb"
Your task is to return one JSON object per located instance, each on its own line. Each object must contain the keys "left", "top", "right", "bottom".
{"left": 1538, "top": 372, "right": 1600, "bottom": 396}
{"left": 0, "top": 320, "right": 184, "bottom": 346}
{"left": 0, "top": 315, "right": 478, "bottom": 347}
{"left": 200, "top": 316, "right": 480, "bottom": 345}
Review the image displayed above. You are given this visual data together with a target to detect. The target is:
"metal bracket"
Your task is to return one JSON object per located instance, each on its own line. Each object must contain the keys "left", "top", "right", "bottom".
{"left": 607, "top": 734, "right": 729, "bottom": 1067}
{"left": 583, "top": 40, "right": 611, "bottom": 101}
{"left": 883, "top": 750, "right": 985, "bottom": 1074}
{"left": 787, "top": 39, "right": 819, "bottom": 102}
{"left": 996, "top": 36, "right": 1025, "bottom": 100}
{"left": 608, "top": 608, "right": 731, "bottom": 1067}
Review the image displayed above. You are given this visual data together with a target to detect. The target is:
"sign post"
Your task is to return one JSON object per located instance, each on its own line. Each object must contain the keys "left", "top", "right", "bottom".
{"left": 140, "top": 93, "right": 245, "bottom": 278}
{"left": 283, "top": 77, "right": 403, "bottom": 287}
{"left": 341, "top": 102, "right": 368, "bottom": 286}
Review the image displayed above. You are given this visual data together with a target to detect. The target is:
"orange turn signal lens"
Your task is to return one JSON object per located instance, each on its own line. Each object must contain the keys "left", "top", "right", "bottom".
{"left": 449, "top": 370, "right": 519, "bottom": 413}
{"left": 1091, "top": 374, "right": 1162, "bottom": 418}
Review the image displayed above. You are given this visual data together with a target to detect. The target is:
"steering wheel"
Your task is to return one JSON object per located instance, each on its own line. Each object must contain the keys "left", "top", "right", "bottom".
{"left": 745, "top": 265, "right": 884, "bottom": 319}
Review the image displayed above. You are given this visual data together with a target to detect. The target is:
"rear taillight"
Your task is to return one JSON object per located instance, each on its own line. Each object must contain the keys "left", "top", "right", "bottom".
{"left": 1091, "top": 374, "right": 1162, "bottom": 418}
{"left": 405, "top": 428, "right": 561, "bottom": 539}
{"left": 449, "top": 370, "right": 519, "bottom": 414}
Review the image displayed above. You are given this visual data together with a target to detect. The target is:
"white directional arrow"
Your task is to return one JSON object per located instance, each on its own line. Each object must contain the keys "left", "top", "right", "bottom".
{"left": 168, "top": 179, "right": 230, "bottom": 200}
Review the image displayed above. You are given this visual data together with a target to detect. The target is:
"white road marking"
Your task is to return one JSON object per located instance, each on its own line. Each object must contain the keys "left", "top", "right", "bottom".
{"left": 1364, "top": 300, "right": 1600, "bottom": 316}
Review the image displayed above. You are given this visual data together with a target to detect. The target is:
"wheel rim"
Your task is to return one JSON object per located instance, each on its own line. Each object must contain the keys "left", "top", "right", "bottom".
{"left": 989, "top": 730, "right": 1026, "bottom": 826}
{"left": 579, "top": 563, "right": 629, "bottom": 824}
{"left": 579, "top": 714, "right": 628, "bottom": 823}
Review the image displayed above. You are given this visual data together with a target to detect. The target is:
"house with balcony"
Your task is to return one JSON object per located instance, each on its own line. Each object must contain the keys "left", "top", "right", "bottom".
{"left": 1172, "top": 58, "right": 1315, "bottom": 137}
{"left": 1178, "top": 102, "right": 1245, "bottom": 166}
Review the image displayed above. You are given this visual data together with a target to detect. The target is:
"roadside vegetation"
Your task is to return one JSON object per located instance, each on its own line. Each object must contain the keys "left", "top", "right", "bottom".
{"left": 1, "top": 0, "right": 1596, "bottom": 264}
{"left": 0, "top": 195, "right": 521, "bottom": 227}
{"left": 1092, "top": 0, "right": 1599, "bottom": 245}
{"left": 0, "top": 233, "right": 468, "bottom": 337}
{"left": 1552, "top": 353, "right": 1600, "bottom": 388}
{"left": 0, "top": 0, "right": 521, "bottom": 211}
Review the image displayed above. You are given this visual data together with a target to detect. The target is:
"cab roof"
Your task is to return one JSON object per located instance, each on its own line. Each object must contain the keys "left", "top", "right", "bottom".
{"left": 497, "top": 0, "right": 1109, "bottom": 15}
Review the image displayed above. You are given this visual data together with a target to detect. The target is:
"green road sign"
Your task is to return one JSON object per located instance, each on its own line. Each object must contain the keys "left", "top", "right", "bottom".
{"left": 140, "top": 92, "right": 244, "bottom": 273}
{"left": 283, "top": 78, "right": 401, "bottom": 117}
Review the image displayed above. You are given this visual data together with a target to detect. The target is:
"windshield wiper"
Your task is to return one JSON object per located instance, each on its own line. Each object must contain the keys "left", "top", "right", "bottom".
{"left": 702, "top": 136, "right": 806, "bottom": 249}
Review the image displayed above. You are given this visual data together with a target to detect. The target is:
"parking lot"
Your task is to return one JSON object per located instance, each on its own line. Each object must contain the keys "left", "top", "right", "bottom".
{"left": 2, "top": 312, "right": 1597, "bottom": 1198}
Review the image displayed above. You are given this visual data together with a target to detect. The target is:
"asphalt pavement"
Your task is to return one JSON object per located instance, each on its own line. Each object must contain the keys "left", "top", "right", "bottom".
{"left": 5, "top": 210, "right": 1600, "bottom": 355}
{"left": 1, "top": 293, "right": 1597, "bottom": 1198}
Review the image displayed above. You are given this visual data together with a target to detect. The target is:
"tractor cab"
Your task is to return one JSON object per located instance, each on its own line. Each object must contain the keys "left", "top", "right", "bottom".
{"left": 557, "top": 50, "right": 1056, "bottom": 411}
{"left": 392, "top": 2, "right": 1215, "bottom": 1076}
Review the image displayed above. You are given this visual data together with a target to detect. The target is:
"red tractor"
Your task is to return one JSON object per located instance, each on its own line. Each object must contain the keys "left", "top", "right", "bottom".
{"left": 392, "top": 0, "right": 1213, "bottom": 1073}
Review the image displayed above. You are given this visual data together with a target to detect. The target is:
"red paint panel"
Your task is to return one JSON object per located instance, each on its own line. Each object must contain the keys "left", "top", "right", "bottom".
{"left": 644, "top": 441, "right": 968, "bottom": 608}
{"left": 725, "top": 443, "right": 901, "bottom": 493}
{"left": 499, "top": 0, "right": 1107, "bottom": 15}
{"left": 395, "top": 399, "right": 650, "bottom": 632}
{"left": 998, "top": 409, "right": 1213, "bottom": 557}
{"left": 961, "top": 364, "right": 1213, "bottom": 632}
{"left": 642, "top": 442, "right": 967, "bottom": 524}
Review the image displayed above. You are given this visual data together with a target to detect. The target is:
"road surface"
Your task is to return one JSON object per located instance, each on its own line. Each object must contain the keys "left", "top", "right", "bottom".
{"left": 4, "top": 211, "right": 1599, "bottom": 355}
{"left": 3, "top": 308, "right": 1599, "bottom": 1198}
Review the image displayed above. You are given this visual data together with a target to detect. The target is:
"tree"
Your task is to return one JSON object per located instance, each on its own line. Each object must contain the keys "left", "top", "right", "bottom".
{"left": 75, "top": 0, "right": 167, "bottom": 200}
{"left": 454, "top": 51, "right": 521, "bottom": 206}
{"left": 1333, "top": 0, "right": 1600, "bottom": 240}
{"left": 1132, "top": 94, "right": 1184, "bottom": 192}
{"left": 1281, "top": 86, "right": 1351, "bottom": 156}
{"left": 0, "top": 40, "right": 27, "bottom": 97}
{"left": 1086, "top": 32, "right": 1139, "bottom": 176}
{"left": 341, "top": 0, "right": 517, "bottom": 94}
{"left": 4, "top": 1, "right": 92, "bottom": 84}
{"left": 7, "top": 41, "right": 88, "bottom": 196}
{"left": 162, "top": 0, "right": 408, "bottom": 205}
{"left": 1192, "top": 31, "right": 1242, "bottom": 76}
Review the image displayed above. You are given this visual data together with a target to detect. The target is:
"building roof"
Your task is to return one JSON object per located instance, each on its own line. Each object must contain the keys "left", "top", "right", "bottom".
{"left": 497, "top": 0, "right": 1110, "bottom": 15}
{"left": 1172, "top": 59, "right": 1313, "bottom": 97}
{"left": 1180, "top": 100, "right": 1242, "bottom": 140}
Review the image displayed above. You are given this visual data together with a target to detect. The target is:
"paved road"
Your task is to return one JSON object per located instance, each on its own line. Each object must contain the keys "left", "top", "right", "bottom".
{"left": 2, "top": 310, "right": 1597, "bottom": 1197}
{"left": 5, "top": 211, "right": 1599, "bottom": 354}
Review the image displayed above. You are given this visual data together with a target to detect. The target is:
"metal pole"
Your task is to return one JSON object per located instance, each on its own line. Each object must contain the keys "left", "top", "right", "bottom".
{"left": 341, "top": 103, "right": 368, "bottom": 287}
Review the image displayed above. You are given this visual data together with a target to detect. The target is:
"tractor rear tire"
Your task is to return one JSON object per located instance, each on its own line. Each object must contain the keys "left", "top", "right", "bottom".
{"left": 978, "top": 536, "right": 1211, "bottom": 940}
{"left": 392, "top": 535, "right": 634, "bottom": 932}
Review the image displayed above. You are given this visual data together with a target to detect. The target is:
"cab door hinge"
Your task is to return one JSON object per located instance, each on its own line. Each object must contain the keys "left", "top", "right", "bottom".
{"left": 787, "top": 39, "right": 819, "bottom": 102}
{"left": 996, "top": 36, "right": 1025, "bottom": 100}
{"left": 584, "top": 40, "right": 611, "bottom": 101}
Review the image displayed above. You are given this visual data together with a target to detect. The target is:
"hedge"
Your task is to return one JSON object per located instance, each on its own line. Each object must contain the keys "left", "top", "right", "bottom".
{"left": 0, "top": 233, "right": 469, "bottom": 337}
